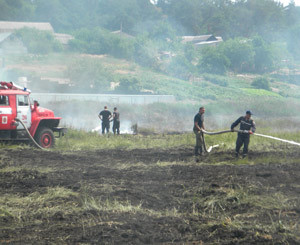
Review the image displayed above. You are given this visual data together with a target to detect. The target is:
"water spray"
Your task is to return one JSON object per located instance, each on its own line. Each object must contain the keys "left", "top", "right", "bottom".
{"left": 253, "top": 133, "right": 300, "bottom": 146}
{"left": 201, "top": 129, "right": 300, "bottom": 153}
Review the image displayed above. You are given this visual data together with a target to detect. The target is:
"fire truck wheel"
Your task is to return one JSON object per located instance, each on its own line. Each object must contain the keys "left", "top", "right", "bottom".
{"left": 35, "top": 127, "right": 55, "bottom": 148}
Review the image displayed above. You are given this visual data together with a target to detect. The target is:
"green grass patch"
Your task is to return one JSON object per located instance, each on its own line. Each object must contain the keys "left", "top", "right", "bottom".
{"left": 0, "top": 187, "right": 80, "bottom": 226}
{"left": 55, "top": 129, "right": 195, "bottom": 151}
{"left": 53, "top": 128, "right": 300, "bottom": 156}
{"left": 82, "top": 196, "right": 181, "bottom": 218}
{"left": 242, "top": 88, "right": 281, "bottom": 97}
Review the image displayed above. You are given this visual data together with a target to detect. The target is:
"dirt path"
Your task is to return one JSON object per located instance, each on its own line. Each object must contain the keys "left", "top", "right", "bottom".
{"left": 0, "top": 147, "right": 299, "bottom": 244}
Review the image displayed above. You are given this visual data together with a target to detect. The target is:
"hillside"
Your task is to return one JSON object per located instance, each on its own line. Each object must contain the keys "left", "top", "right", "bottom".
{"left": 2, "top": 53, "right": 300, "bottom": 118}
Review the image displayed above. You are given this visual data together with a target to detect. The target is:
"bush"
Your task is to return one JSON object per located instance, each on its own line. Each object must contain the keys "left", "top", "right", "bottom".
{"left": 164, "top": 55, "right": 195, "bottom": 80}
{"left": 133, "top": 36, "right": 160, "bottom": 70}
{"left": 70, "top": 28, "right": 135, "bottom": 60}
{"left": 251, "top": 77, "right": 271, "bottom": 91}
{"left": 287, "top": 24, "right": 300, "bottom": 61}
{"left": 115, "top": 78, "right": 141, "bottom": 94}
{"left": 220, "top": 38, "right": 254, "bottom": 73}
{"left": 252, "top": 36, "right": 275, "bottom": 73}
{"left": 198, "top": 46, "right": 230, "bottom": 75}
{"left": 65, "top": 58, "right": 113, "bottom": 92}
{"left": 15, "top": 28, "right": 63, "bottom": 54}
{"left": 197, "top": 37, "right": 280, "bottom": 75}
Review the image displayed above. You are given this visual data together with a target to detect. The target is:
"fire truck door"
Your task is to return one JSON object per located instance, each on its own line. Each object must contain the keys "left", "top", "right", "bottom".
{"left": 16, "top": 95, "right": 32, "bottom": 129}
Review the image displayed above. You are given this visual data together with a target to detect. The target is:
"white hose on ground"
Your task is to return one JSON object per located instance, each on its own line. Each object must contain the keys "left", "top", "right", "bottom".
{"left": 200, "top": 128, "right": 300, "bottom": 153}
{"left": 15, "top": 118, "right": 45, "bottom": 150}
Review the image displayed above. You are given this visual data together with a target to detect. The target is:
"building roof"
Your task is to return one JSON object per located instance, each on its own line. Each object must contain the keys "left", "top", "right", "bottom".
{"left": 0, "top": 21, "right": 54, "bottom": 33}
{"left": 181, "top": 35, "right": 223, "bottom": 44}
{"left": 194, "top": 39, "right": 223, "bottom": 46}
{"left": 181, "top": 35, "right": 212, "bottom": 43}
{"left": 0, "top": 32, "right": 12, "bottom": 43}
{"left": 54, "top": 33, "right": 74, "bottom": 45}
{"left": 181, "top": 35, "right": 223, "bottom": 47}
{"left": 0, "top": 89, "right": 29, "bottom": 96}
{"left": 111, "top": 30, "right": 134, "bottom": 39}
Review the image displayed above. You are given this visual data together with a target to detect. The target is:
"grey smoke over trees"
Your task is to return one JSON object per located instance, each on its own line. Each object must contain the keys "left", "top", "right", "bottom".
{"left": 1, "top": 0, "right": 300, "bottom": 76}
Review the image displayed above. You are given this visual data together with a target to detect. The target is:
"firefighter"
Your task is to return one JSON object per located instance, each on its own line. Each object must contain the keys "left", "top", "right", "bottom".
{"left": 112, "top": 107, "right": 120, "bottom": 135}
{"left": 231, "top": 110, "right": 256, "bottom": 158}
{"left": 98, "top": 106, "right": 112, "bottom": 134}
{"left": 193, "top": 106, "right": 205, "bottom": 156}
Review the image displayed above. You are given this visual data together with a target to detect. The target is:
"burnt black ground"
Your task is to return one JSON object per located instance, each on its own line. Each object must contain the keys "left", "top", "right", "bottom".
{"left": 0, "top": 147, "right": 299, "bottom": 244}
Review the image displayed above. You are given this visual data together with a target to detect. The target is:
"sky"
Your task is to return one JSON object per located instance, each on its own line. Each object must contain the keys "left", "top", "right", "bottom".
{"left": 279, "top": 0, "right": 300, "bottom": 6}
{"left": 150, "top": 0, "right": 300, "bottom": 6}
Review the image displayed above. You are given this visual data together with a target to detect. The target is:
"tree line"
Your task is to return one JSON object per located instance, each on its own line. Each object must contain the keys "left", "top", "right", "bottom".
{"left": 1, "top": 0, "right": 300, "bottom": 77}
{"left": 1, "top": 0, "right": 299, "bottom": 38}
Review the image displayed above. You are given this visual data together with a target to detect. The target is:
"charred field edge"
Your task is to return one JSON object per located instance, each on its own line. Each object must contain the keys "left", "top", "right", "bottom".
{"left": 0, "top": 131, "right": 299, "bottom": 244}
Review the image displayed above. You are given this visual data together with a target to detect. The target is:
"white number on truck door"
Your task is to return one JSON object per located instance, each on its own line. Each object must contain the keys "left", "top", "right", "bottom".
{"left": 2, "top": 116, "right": 7, "bottom": 124}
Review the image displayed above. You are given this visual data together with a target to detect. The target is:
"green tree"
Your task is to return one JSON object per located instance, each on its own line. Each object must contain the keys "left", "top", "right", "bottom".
{"left": 157, "top": 0, "right": 205, "bottom": 34}
{"left": 184, "top": 43, "right": 198, "bottom": 62}
{"left": 15, "top": 28, "right": 62, "bottom": 54}
{"left": 287, "top": 24, "right": 300, "bottom": 61}
{"left": 252, "top": 36, "right": 275, "bottom": 73}
{"left": 251, "top": 76, "right": 271, "bottom": 90}
{"left": 70, "top": 28, "right": 135, "bottom": 60}
{"left": 284, "top": 2, "right": 300, "bottom": 26}
{"left": 198, "top": 46, "right": 230, "bottom": 75}
{"left": 165, "top": 55, "right": 195, "bottom": 80}
{"left": 65, "top": 58, "right": 112, "bottom": 92}
{"left": 116, "top": 78, "right": 141, "bottom": 94}
{"left": 98, "top": 0, "right": 160, "bottom": 33}
{"left": 232, "top": 0, "right": 285, "bottom": 40}
{"left": 0, "top": 0, "right": 35, "bottom": 21}
{"left": 221, "top": 38, "right": 254, "bottom": 73}
{"left": 134, "top": 35, "right": 160, "bottom": 69}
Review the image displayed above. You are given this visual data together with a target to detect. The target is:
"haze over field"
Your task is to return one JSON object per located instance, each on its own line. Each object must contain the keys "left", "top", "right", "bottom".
{"left": 1, "top": 0, "right": 300, "bottom": 131}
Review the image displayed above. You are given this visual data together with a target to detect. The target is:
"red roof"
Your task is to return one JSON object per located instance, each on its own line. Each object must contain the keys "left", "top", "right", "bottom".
{"left": 0, "top": 89, "right": 30, "bottom": 95}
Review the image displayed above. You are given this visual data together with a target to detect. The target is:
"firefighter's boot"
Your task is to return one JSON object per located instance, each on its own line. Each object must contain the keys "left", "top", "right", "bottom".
{"left": 199, "top": 146, "right": 203, "bottom": 156}
{"left": 194, "top": 146, "right": 199, "bottom": 156}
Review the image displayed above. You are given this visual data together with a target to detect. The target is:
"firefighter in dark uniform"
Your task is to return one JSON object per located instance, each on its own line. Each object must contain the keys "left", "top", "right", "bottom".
{"left": 231, "top": 110, "right": 256, "bottom": 158}
{"left": 193, "top": 107, "right": 205, "bottom": 156}
{"left": 98, "top": 106, "right": 112, "bottom": 134}
{"left": 112, "top": 107, "right": 120, "bottom": 135}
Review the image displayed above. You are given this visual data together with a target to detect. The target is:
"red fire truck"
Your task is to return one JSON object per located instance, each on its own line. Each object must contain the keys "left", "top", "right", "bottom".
{"left": 0, "top": 81, "right": 66, "bottom": 148}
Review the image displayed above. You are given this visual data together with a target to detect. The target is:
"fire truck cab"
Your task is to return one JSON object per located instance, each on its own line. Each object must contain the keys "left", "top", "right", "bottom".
{"left": 0, "top": 81, "right": 66, "bottom": 148}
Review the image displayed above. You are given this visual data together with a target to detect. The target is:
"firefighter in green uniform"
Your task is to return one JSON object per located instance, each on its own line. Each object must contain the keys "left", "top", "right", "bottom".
{"left": 193, "top": 107, "right": 205, "bottom": 156}
{"left": 231, "top": 110, "right": 256, "bottom": 158}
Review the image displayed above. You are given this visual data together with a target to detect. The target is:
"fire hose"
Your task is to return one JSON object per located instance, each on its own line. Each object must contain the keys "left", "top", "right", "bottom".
{"left": 200, "top": 129, "right": 300, "bottom": 153}
{"left": 15, "top": 118, "right": 45, "bottom": 150}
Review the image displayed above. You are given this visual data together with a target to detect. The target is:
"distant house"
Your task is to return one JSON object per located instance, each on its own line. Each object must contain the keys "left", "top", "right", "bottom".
{"left": 0, "top": 21, "right": 54, "bottom": 33}
{"left": 53, "top": 33, "right": 74, "bottom": 46}
{"left": 181, "top": 34, "right": 223, "bottom": 47}
{"left": 0, "top": 32, "right": 27, "bottom": 55}
{"left": 0, "top": 21, "right": 73, "bottom": 47}
{"left": 111, "top": 30, "right": 134, "bottom": 39}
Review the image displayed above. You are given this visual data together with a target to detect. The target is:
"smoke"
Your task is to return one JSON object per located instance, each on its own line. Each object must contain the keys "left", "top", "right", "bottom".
{"left": 92, "top": 120, "right": 133, "bottom": 134}
{"left": 39, "top": 98, "right": 300, "bottom": 136}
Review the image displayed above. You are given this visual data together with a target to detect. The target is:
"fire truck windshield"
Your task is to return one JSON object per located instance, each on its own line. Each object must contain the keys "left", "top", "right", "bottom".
{"left": 0, "top": 95, "right": 9, "bottom": 105}
{"left": 17, "top": 95, "right": 29, "bottom": 106}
